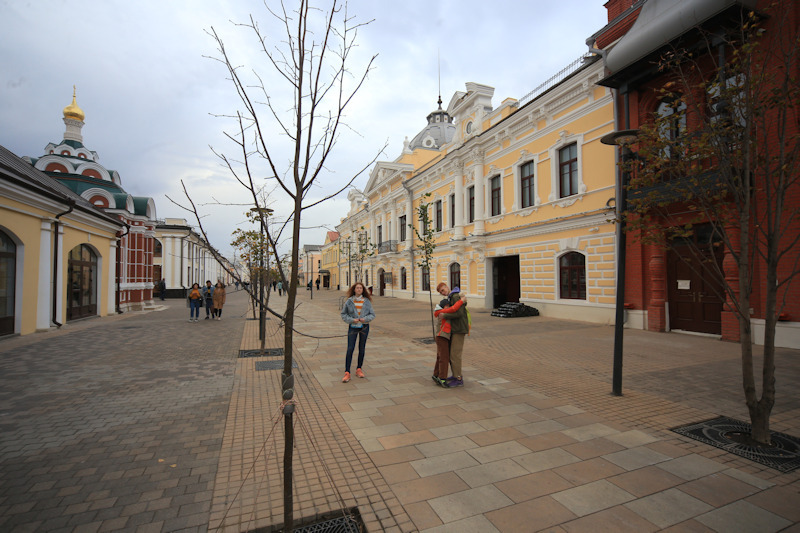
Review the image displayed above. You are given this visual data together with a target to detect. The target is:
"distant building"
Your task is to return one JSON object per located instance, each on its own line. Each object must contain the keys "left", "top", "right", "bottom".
{"left": 154, "top": 218, "right": 234, "bottom": 297}
{"left": 24, "top": 90, "right": 157, "bottom": 312}
{"left": 301, "top": 244, "right": 322, "bottom": 289}
{"left": 320, "top": 231, "right": 340, "bottom": 289}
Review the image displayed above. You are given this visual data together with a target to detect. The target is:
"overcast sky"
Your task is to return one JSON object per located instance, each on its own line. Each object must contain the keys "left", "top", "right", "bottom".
{"left": 0, "top": 0, "right": 609, "bottom": 258}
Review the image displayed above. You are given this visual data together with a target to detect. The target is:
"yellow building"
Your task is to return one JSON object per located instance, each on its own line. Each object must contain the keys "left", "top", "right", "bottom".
{"left": 1, "top": 145, "right": 123, "bottom": 337}
{"left": 336, "top": 55, "right": 619, "bottom": 322}
{"left": 319, "top": 231, "right": 340, "bottom": 290}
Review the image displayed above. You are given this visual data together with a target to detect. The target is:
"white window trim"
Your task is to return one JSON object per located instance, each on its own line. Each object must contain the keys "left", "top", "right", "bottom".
{"left": 486, "top": 174, "right": 504, "bottom": 218}
{"left": 548, "top": 133, "right": 586, "bottom": 203}
{"left": 512, "top": 154, "right": 540, "bottom": 212}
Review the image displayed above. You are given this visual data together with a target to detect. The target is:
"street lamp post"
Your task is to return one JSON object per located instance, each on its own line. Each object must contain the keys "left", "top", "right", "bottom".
{"left": 601, "top": 129, "right": 639, "bottom": 397}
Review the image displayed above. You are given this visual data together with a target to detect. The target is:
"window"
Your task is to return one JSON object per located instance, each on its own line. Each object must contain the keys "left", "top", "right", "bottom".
{"left": 366, "top": 270, "right": 369, "bottom": 285}
{"left": 449, "top": 263, "right": 461, "bottom": 291}
{"left": 377, "top": 225, "right": 382, "bottom": 244}
{"left": 401, "top": 267, "right": 407, "bottom": 290}
{"left": 154, "top": 239, "right": 163, "bottom": 258}
{"left": 559, "top": 143, "right": 578, "bottom": 198}
{"left": 422, "top": 266, "right": 430, "bottom": 291}
{"left": 468, "top": 186, "right": 475, "bottom": 223}
{"left": 656, "top": 98, "right": 687, "bottom": 158}
{"left": 490, "top": 176, "right": 501, "bottom": 217}
{"left": 435, "top": 200, "right": 443, "bottom": 231}
{"left": 520, "top": 161, "right": 535, "bottom": 208}
{"left": 449, "top": 194, "right": 455, "bottom": 228}
{"left": 399, "top": 215, "right": 407, "bottom": 241}
{"left": 559, "top": 252, "right": 586, "bottom": 299}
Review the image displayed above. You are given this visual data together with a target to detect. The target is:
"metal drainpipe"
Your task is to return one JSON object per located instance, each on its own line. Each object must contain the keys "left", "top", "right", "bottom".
{"left": 116, "top": 223, "right": 130, "bottom": 314}
{"left": 52, "top": 200, "right": 75, "bottom": 328}
{"left": 401, "top": 179, "right": 415, "bottom": 299}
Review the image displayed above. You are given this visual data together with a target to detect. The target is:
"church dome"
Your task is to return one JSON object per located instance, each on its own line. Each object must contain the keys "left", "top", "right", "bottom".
{"left": 63, "top": 87, "right": 85, "bottom": 122}
{"left": 408, "top": 98, "right": 455, "bottom": 151}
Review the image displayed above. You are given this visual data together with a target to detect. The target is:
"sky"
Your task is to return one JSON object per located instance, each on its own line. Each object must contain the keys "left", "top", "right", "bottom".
{"left": 0, "top": 0, "right": 609, "bottom": 259}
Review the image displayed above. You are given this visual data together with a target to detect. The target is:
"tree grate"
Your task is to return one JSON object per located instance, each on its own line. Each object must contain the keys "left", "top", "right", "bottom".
{"left": 255, "top": 360, "right": 297, "bottom": 371}
{"left": 672, "top": 416, "right": 800, "bottom": 472}
{"left": 414, "top": 337, "right": 436, "bottom": 345}
{"left": 293, "top": 515, "right": 361, "bottom": 533}
{"left": 239, "top": 349, "right": 284, "bottom": 358}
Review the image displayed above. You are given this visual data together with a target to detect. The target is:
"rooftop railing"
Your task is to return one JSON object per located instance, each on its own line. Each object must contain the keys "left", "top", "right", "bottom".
{"left": 519, "top": 54, "right": 596, "bottom": 107}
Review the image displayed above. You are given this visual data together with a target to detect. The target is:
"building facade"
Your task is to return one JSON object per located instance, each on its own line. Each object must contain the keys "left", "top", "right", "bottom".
{"left": 336, "top": 57, "right": 619, "bottom": 323}
{"left": 594, "top": 0, "right": 800, "bottom": 348}
{"left": 1, "top": 144, "right": 123, "bottom": 336}
{"left": 320, "top": 231, "right": 340, "bottom": 290}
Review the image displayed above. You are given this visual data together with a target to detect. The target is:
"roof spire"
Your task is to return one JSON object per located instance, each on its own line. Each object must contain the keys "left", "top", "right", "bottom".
{"left": 437, "top": 49, "right": 442, "bottom": 110}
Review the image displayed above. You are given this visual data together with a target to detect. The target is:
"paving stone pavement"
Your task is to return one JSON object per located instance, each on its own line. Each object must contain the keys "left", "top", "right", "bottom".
{"left": 1, "top": 287, "right": 799, "bottom": 532}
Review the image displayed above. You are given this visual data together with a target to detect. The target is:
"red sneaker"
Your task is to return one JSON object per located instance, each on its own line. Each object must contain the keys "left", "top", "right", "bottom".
{"left": 342, "top": 371, "right": 351, "bottom": 383}
{"left": 355, "top": 368, "right": 366, "bottom": 378}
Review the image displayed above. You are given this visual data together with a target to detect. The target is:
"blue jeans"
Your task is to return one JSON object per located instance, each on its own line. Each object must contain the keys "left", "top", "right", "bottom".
{"left": 190, "top": 299, "right": 201, "bottom": 318}
{"left": 345, "top": 324, "right": 369, "bottom": 372}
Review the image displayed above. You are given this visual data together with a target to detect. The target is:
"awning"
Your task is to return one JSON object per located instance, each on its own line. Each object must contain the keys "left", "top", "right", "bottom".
{"left": 605, "top": 0, "right": 758, "bottom": 77}
{"left": 318, "top": 269, "right": 331, "bottom": 275}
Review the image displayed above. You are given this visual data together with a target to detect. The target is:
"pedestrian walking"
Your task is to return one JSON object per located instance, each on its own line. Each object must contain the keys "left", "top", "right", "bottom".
{"left": 434, "top": 283, "right": 469, "bottom": 387}
{"left": 272, "top": 280, "right": 277, "bottom": 291}
{"left": 159, "top": 278, "right": 166, "bottom": 301}
{"left": 315, "top": 278, "right": 320, "bottom": 290}
{"left": 235, "top": 280, "right": 239, "bottom": 291}
{"left": 277, "top": 280, "right": 283, "bottom": 296}
{"left": 187, "top": 283, "right": 202, "bottom": 322}
{"left": 202, "top": 280, "right": 215, "bottom": 320}
{"left": 340, "top": 282, "right": 375, "bottom": 383}
{"left": 212, "top": 282, "right": 226, "bottom": 320}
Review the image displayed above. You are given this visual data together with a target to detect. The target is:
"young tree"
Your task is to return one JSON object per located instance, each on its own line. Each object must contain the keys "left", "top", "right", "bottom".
{"left": 411, "top": 193, "right": 437, "bottom": 339}
{"left": 345, "top": 226, "right": 376, "bottom": 284}
{"left": 173, "top": 2, "right": 384, "bottom": 529}
{"left": 624, "top": 6, "right": 800, "bottom": 445}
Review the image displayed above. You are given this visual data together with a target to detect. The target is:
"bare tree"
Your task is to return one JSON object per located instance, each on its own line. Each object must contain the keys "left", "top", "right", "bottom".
{"left": 624, "top": 6, "right": 800, "bottom": 445}
{"left": 171, "top": 1, "right": 386, "bottom": 529}
{"left": 410, "top": 193, "right": 437, "bottom": 340}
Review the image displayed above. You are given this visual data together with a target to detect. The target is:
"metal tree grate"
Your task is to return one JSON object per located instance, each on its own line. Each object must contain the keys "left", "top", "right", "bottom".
{"left": 672, "top": 416, "right": 800, "bottom": 473}
{"left": 415, "top": 337, "right": 436, "bottom": 345}
{"left": 239, "top": 349, "right": 284, "bottom": 358}
{"left": 293, "top": 515, "right": 361, "bottom": 533}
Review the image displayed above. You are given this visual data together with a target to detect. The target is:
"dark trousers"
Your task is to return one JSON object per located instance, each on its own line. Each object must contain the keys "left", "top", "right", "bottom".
{"left": 345, "top": 324, "right": 369, "bottom": 372}
{"left": 434, "top": 336, "right": 451, "bottom": 378}
{"left": 205, "top": 299, "right": 213, "bottom": 316}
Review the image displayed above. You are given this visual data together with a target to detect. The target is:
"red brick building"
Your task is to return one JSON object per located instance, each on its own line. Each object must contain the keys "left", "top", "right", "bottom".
{"left": 592, "top": 0, "right": 800, "bottom": 348}
{"left": 25, "top": 90, "right": 157, "bottom": 314}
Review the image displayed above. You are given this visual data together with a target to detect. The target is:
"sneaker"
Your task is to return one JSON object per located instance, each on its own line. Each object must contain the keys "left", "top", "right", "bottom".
{"left": 445, "top": 376, "right": 457, "bottom": 382}
{"left": 436, "top": 378, "right": 449, "bottom": 388}
{"left": 432, "top": 375, "right": 439, "bottom": 383}
{"left": 205, "top": 316, "right": 210, "bottom": 320}
{"left": 447, "top": 378, "right": 464, "bottom": 387}
{"left": 189, "top": 318, "right": 194, "bottom": 322}
{"left": 342, "top": 371, "right": 351, "bottom": 383}
{"left": 355, "top": 368, "right": 365, "bottom": 378}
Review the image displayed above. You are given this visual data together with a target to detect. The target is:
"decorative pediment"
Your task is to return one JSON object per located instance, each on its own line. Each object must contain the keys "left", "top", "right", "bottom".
{"left": 364, "top": 161, "right": 414, "bottom": 195}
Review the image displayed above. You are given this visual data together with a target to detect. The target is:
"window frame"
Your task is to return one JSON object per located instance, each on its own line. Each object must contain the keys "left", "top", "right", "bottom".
{"left": 559, "top": 251, "right": 586, "bottom": 300}
{"left": 400, "top": 266, "right": 407, "bottom": 290}
{"left": 548, "top": 134, "right": 585, "bottom": 203}
{"left": 435, "top": 200, "right": 443, "bottom": 232}
{"left": 468, "top": 185, "right": 475, "bottom": 223}
{"left": 449, "top": 263, "right": 461, "bottom": 291}
{"left": 449, "top": 194, "right": 456, "bottom": 228}
{"left": 558, "top": 143, "right": 579, "bottom": 198}
{"left": 520, "top": 160, "right": 536, "bottom": 208}
{"left": 490, "top": 175, "right": 502, "bottom": 217}
{"left": 421, "top": 266, "right": 430, "bottom": 292}
{"left": 399, "top": 215, "right": 407, "bottom": 241}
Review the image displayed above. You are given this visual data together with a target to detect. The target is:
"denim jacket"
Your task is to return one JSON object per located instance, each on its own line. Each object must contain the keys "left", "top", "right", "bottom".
{"left": 340, "top": 297, "right": 376, "bottom": 325}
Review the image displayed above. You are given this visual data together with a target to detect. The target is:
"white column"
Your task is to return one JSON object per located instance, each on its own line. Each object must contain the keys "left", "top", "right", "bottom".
{"left": 36, "top": 221, "right": 53, "bottom": 330}
{"left": 474, "top": 152, "right": 486, "bottom": 235}
{"left": 108, "top": 240, "right": 117, "bottom": 315}
{"left": 454, "top": 165, "right": 465, "bottom": 240}
{"left": 53, "top": 223, "right": 65, "bottom": 325}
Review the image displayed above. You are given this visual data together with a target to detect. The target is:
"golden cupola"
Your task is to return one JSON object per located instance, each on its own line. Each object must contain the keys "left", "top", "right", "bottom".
{"left": 63, "top": 86, "right": 85, "bottom": 122}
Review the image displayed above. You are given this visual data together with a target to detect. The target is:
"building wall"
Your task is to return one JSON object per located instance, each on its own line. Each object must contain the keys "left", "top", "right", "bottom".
{"left": 336, "top": 59, "right": 619, "bottom": 325}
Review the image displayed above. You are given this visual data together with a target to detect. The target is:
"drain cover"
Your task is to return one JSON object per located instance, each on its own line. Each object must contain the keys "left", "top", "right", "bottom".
{"left": 672, "top": 416, "right": 800, "bottom": 472}
{"left": 415, "top": 337, "right": 436, "bottom": 345}
{"left": 294, "top": 515, "right": 361, "bottom": 532}
{"left": 239, "top": 348, "right": 284, "bottom": 358}
{"left": 255, "top": 360, "right": 298, "bottom": 371}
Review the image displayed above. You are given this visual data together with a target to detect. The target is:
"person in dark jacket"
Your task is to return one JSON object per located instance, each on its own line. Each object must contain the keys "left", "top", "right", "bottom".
{"left": 202, "top": 280, "right": 215, "bottom": 319}
{"left": 435, "top": 284, "right": 469, "bottom": 387}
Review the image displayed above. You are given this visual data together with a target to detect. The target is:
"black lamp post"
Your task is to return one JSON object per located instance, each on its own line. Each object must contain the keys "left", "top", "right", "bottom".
{"left": 600, "top": 129, "right": 639, "bottom": 396}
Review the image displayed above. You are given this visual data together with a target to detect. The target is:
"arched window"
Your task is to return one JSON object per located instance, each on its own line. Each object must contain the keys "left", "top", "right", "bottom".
{"left": 421, "top": 266, "right": 430, "bottom": 292}
{"left": 68, "top": 244, "right": 98, "bottom": 319}
{"left": 0, "top": 230, "right": 16, "bottom": 336}
{"left": 154, "top": 239, "right": 163, "bottom": 258}
{"left": 400, "top": 267, "right": 407, "bottom": 290}
{"left": 656, "top": 98, "right": 687, "bottom": 158}
{"left": 559, "top": 252, "right": 586, "bottom": 300}
{"left": 449, "top": 263, "right": 461, "bottom": 291}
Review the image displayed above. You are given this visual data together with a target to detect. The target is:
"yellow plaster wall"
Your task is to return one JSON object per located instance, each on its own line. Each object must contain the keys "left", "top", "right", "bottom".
{"left": 1, "top": 201, "right": 44, "bottom": 335}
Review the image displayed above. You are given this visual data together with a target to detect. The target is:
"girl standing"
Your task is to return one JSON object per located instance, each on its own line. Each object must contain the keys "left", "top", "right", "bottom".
{"left": 212, "top": 282, "right": 226, "bottom": 320}
{"left": 188, "top": 283, "right": 202, "bottom": 322}
{"left": 340, "top": 282, "right": 375, "bottom": 383}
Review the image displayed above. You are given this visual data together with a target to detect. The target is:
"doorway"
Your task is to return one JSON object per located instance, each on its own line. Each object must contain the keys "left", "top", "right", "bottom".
{"left": 0, "top": 230, "right": 16, "bottom": 336}
{"left": 492, "top": 255, "right": 520, "bottom": 308}
{"left": 378, "top": 269, "right": 385, "bottom": 296}
{"left": 667, "top": 224, "right": 724, "bottom": 334}
{"left": 67, "top": 244, "right": 98, "bottom": 320}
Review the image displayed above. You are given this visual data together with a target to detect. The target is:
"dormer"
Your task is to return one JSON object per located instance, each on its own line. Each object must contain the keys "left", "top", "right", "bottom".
{"left": 447, "top": 83, "right": 495, "bottom": 145}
